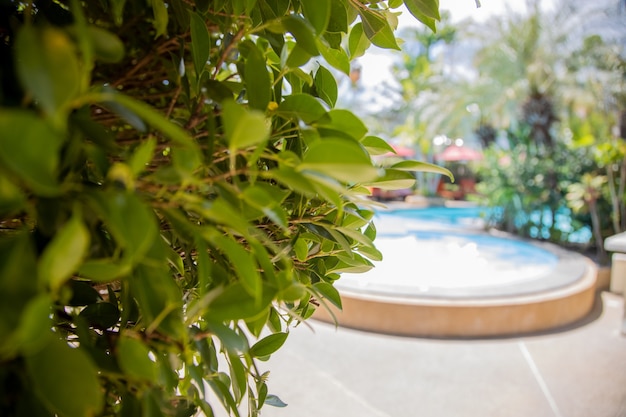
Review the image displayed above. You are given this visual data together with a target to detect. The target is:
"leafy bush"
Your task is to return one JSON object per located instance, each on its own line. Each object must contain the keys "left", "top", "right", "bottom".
{"left": 0, "top": 1, "right": 445, "bottom": 416}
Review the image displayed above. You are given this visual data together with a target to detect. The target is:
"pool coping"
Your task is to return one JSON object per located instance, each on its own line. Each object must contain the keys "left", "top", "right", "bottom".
{"left": 313, "top": 258, "right": 597, "bottom": 337}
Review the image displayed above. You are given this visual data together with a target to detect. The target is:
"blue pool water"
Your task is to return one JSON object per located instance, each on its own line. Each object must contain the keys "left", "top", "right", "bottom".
{"left": 337, "top": 206, "right": 583, "bottom": 298}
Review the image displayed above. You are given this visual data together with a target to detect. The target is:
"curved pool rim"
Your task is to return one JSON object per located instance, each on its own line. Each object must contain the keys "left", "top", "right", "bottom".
{"left": 313, "top": 207, "right": 598, "bottom": 338}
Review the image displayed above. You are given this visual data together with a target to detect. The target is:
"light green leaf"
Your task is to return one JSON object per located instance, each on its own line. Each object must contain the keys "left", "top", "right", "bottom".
{"left": 277, "top": 94, "right": 328, "bottom": 124}
{"left": 151, "top": 0, "right": 169, "bottom": 37}
{"left": 391, "top": 160, "right": 454, "bottom": 180}
{"left": 301, "top": 0, "right": 331, "bottom": 34}
{"left": 403, "top": 0, "right": 439, "bottom": 32}
{"left": 404, "top": 0, "right": 440, "bottom": 20}
{"left": 88, "top": 26, "right": 125, "bottom": 63}
{"left": 361, "top": 135, "right": 396, "bottom": 155}
{"left": 0, "top": 111, "right": 63, "bottom": 196}
{"left": 15, "top": 26, "right": 81, "bottom": 121}
{"left": 365, "top": 168, "right": 416, "bottom": 190}
{"left": 358, "top": 8, "right": 400, "bottom": 50}
{"left": 26, "top": 337, "right": 103, "bottom": 417}
{"left": 118, "top": 335, "right": 159, "bottom": 380}
{"left": 299, "top": 139, "right": 379, "bottom": 183}
{"left": 190, "top": 11, "right": 211, "bottom": 79}
{"left": 314, "top": 66, "right": 338, "bottom": 108}
{"left": 312, "top": 282, "right": 342, "bottom": 309}
{"left": 38, "top": 212, "right": 89, "bottom": 291}
{"left": 249, "top": 332, "right": 288, "bottom": 358}
{"left": 348, "top": 23, "right": 371, "bottom": 59}
{"left": 317, "top": 109, "right": 367, "bottom": 140}
{"left": 204, "top": 320, "right": 248, "bottom": 353}
{"left": 128, "top": 136, "right": 156, "bottom": 176}
{"left": 316, "top": 39, "right": 350, "bottom": 75}
{"left": 222, "top": 100, "right": 270, "bottom": 150}
{"left": 244, "top": 44, "right": 271, "bottom": 111}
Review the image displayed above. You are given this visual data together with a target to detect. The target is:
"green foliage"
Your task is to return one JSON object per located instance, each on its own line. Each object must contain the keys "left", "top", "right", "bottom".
{"left": 0, "top": 1, "right": 443, "bottom": 416}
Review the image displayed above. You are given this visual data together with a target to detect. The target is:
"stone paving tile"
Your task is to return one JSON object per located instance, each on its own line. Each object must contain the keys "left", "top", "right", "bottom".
{"left": 258, "top": 292, "right": 626, "bottom": 417}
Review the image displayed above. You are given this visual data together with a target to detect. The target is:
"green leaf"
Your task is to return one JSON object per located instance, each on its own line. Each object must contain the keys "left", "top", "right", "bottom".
{"left": 78, "top": 259, "right": 131, "bottom": 282}
{"left": 265, "top": 394, "right": 288, "bottom": 408}
{"left": 87, "top": 26, "right": 125, "bottom": 63}
{"left": 249, "top": 332, "right": 288, "bottom": 358}
{"left": 301, "top": 0, "right": 331, "bottom": 34}
{"left": 365, "top": 168, "right": 416, "bottom": 190}
{"left": 13, "top": 295, "right": 52, "bottom": 356}
{"left": 316, "top": 39, "right": 350, "bottom": 75}
{"left": 244, "top": 44, "right": 272, "bottom": 111}
{"left": 403, "top": 0, "right": 439, "bottom": 32}
{"left": 190, "top": 12, "right": 211, "bottom": 79}
{"left": 38, "top": 211, "right": 90, "bottom": 292}
{"left": 358, "top": 8, "right": 400, "bottom": 50}
{"left": 348, "top": 23, "right": 371, "bottom": 59}
{"left": 317, "top": 109, "right": 367, "bottom": 140}
{"left": 222, "top": 100, "right": 270, "bottom": 150}
{"left": 300, "top": 139, "right": 379, "bottom": 183}
{"left": 312, "top": 282, "right": 342, "bottom": 309}
{"left": 128, "top": 136, "right": 157, "bottom": 176}
{"left": 208, "top": 232, "right": 262, "bottom": 300}
{"left": 404, "top": 0, "right": 440, "bottom": 20}
{"left": 151, "top": 0, "right": 169, "bottom": 37}
{"left": 361, "top": 135, "right": 396, "bottom": 155}
{"left": 79, "top": 302, "right": 120, "bottom": 329}
{"left": 279, "top": 15, "right": 319, "bottom": 56}
{"left": 391, "top": 160, "right": 454, "bottom": 180}
{"left": 26, "top": 337, "right": 103, "bottom": 417}
{"left": 117, "top": 335, "right": 159, "bottom": 380}
{"left": 204, "top": 321, "right": 248, "bottom": 353}
{"left": 277, "top": 93, "right": 328, "bottom": 124}
{"left": 314, "top": 66, "right": 338, "bottom": 108}
{"left": 15, "top": 26, "right": 81, "bottom": 122}
{"left": 0, "top": 111, "right": 63, "bottom": 196}
{"left": 206, "top": 283, "right": 275, "bottom": 321}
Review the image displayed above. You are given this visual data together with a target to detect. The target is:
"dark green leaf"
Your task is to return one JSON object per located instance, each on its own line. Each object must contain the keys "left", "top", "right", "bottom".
{"left": 301, "top": 0, "right": 331, "bottom": 34}
{"left": 0, "top": 111, "right": 63, "bottom": 195}
{"left": 314, "top": 66, "right": 338, "bottom": 108}
{"left": 277, "top": 94, "right": 328, "bottom": 124}
{"left": 79, "top": 302, "right": 120, "bottom": 329}
{"left": 206, "top": 283, "right": 275, "bottom": 321}
{"left": 204, "top": 321, "right": 248, "bottom": 353}
{"left": 244, "top": 44, "right": 272, "bottom": 111}
{"left": 26, "top": 337, "right": 103, "bottom": 417}
{"left": 249, "top": 332, "right": 288, "bottom": 358}
{"left": 279, "top": 15, "right": 319, "bottom": 56}
{"left": 15, "top": 26, "right": 80, "bottom": 121}
{"left": 68, "top": 281, "right": 101, "bottom": 306}
{"left": 190, "top": 12, "right": 211, "bottom": 79}
{"left": 88, "top": 26, "right": 125, "bottom": 63}
{"left": 117, "top": 335, "right": 159, "bottom": 380}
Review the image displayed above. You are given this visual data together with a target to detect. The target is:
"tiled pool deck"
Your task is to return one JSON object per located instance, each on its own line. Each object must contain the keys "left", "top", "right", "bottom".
{"left": 262, "top": 291, "right": 626, "bottom": 417}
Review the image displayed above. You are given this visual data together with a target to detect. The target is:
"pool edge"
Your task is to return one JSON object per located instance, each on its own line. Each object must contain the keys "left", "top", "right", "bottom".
{"left": 312, "top": 259, "right": 598, "bottom": 338}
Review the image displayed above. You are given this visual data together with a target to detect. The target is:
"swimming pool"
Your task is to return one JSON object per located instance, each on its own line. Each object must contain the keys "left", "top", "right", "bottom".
{"left": 314, "top": 206, "right": 598, "bottom": 337}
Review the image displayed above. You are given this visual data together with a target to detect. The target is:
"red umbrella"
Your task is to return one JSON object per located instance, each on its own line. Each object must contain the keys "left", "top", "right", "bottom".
{"left": 436, "top": 145, "right": 482, "bottom": 162}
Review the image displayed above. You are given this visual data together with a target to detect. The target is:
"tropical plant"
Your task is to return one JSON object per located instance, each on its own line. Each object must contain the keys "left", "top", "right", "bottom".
{"left": 0, "top": 1, "right": 448, "bottom": 417}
